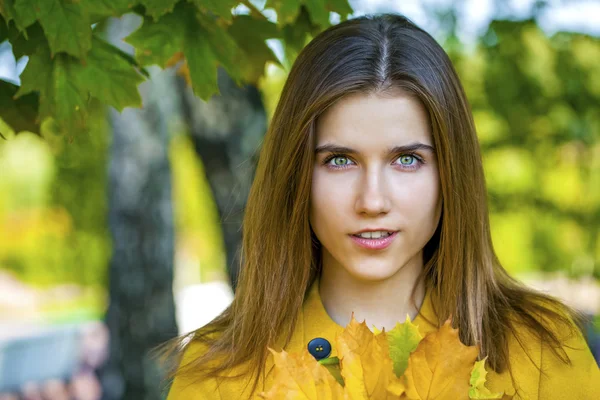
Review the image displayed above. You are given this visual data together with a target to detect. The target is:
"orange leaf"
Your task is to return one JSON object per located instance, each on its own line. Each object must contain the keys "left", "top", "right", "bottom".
{"left": 336, "top": 314, "right": 403, "bottom": 399}
{"left": 402, "top": 319, "right": 479, "bottom": 400}
{"left": 258, "top": 348, "right": 346, "bottom": 399}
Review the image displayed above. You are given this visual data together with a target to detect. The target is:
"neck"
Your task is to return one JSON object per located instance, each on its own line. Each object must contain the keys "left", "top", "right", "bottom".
{"left": 318, "top": 251, "right": 425, "bottom": 332}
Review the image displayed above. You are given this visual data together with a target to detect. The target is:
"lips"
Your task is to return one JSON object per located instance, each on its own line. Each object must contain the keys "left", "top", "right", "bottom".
{"left": 349, "top": 231, "right": 398, "bottom": 250}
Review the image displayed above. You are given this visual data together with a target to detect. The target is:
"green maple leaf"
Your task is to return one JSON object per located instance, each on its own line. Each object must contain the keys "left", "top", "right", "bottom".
{"left": 139, "top": 0, "right": 179, "bottom": 21}
{"left": 126, "top": 1, "right": 247, "bottom": 99}
{"left": 384, "top": 315, "right": 424, "bottom": 377}
{"left": 469, "top": 357, "right": 505, "bottom": 399}
{"left": 125, "top": 10, "right": 186, "bottom": 68}
{"left": 228, "top": 15, "right": 281, "bottom": 83}
{"left": 14, "top": 0, "right": 92, "bottom": 58}
{"left": 14, "top": 37, "right": 144, "bottom": 136}
{"left": 281, "top": 6, "right": 319, "bottom": 65}
{"left": 3, "top": 21, "right": 47, "bottom": 59}
{"left": 0, "top": 0, "right": 17, "bottom": 25}
{"left": 73, "top": 37, "right": 145, "bottom": 110}
{"left": 195, "top": 11, "right": 245, "bottom": 84}
{"left": 8, "top": 0, "right": 37, "bottom": 29}
{"left": 21, "top": 48, "right": 89, "bottom": 135}
{"left": 0, "top": 79, "right": 40, "bottom": 135}
{"left": 187, "top": 0, "right": 240, "bottom": 22}
{"left": 92, "top": 0, "right": 137, "bottom": 19}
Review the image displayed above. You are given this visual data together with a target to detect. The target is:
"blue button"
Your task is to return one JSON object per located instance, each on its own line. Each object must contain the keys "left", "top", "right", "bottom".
{"left": 307, "top": 337, "right": 331, "bottom": 360}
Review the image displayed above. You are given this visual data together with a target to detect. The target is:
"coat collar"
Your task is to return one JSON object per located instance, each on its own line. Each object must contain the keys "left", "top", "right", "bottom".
{"left": 263, "top": 277, "right": 439, "bottom": 382}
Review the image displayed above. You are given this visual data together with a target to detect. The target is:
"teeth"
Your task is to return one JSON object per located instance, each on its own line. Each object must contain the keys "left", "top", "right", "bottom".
{"left": 356, "top": 231, "right": 391, "bottom": 239}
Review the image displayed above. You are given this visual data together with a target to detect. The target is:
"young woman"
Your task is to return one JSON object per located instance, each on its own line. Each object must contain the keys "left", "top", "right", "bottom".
{"left": 164, "top": 13, "right": 600, "bottom": 399}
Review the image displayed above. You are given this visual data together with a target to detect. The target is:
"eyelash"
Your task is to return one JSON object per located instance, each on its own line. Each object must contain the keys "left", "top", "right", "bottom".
{"left": 322, "top": 153, "right": 425, "bottom": 171}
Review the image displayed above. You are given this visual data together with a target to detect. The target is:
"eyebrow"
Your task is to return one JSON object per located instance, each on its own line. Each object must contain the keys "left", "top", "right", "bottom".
{"left": 314, "top": 142, "right": 435, "bottom": 155}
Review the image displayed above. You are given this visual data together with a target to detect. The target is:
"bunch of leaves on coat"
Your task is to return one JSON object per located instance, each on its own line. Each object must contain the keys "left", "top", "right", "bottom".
{"left": 0, "top": 0, "right": 353, "bottom": 139}
{"left": 260, "top": 315, "right": 514, "bottom": 400}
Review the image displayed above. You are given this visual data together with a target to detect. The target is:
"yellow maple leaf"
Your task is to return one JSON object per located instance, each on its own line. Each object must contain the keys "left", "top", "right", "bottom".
{"left": 336, "top": 313, "right": 403, "bottom": 400}
{"left": 258, "top": 348, "right": 346, "bottom": 399}
{"left": 401, "top": 319, "right": 479, "bottom": 400}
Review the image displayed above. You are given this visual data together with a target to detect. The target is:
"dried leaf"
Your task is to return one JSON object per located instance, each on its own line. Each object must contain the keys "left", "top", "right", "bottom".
{"left": 258, "top": 348, "right": 346, "bottom": 399}
{"left": 402, "top": 319, "right": 479, "bottom": 400}
{"left": 336, "top": 314, "right": 402, "bottom": 399}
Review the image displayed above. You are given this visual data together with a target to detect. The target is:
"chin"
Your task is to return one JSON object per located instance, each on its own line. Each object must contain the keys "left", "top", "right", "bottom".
{"left": 346, "top": 261, "right": 401, "bottom": 282}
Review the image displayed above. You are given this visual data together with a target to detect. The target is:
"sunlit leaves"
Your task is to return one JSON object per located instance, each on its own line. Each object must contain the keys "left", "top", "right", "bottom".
{"left": 261, "top": 316, "right": 509, "bottom": 399}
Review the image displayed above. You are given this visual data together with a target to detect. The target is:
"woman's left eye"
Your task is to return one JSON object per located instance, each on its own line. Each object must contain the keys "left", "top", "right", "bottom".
{"left": 394, "top": 154, "right": 422, "bottom": 168}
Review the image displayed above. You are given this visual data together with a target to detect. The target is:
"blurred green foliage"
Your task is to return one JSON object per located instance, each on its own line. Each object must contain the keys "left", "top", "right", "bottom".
{"left": 0, "top": 14, "right": 598, "bottom": 323}
{"left": 453, "top": 19, "right": 599, "bottom": 278}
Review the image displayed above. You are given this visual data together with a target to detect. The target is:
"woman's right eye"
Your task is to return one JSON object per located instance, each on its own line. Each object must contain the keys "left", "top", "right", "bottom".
{"left": 326, "top": 156, "right": 354, "bottom": 167}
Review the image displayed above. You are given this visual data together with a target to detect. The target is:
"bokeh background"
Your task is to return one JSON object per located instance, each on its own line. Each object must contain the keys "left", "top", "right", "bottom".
{"left": 0, "top": 0, "right": 599, "bottom": 399}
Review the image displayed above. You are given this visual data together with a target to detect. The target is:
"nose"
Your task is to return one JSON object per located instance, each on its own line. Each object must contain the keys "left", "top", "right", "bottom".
{"left": 354, "top": 168, "right": 391, "bottom": 216}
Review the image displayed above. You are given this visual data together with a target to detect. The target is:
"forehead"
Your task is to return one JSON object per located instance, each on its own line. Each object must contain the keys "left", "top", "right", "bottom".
{"left": 315, "top": 91, "right": 432, "bottom": 147}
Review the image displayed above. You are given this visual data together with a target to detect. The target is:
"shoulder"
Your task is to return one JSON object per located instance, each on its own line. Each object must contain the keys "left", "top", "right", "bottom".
{"left": 506, "top": 300, "right": 600, "bottom": 399}
{"left": 167, "top": 337, "right": 222, "bottom": 400}
{"left": 167, "top": 330, "right": 265, "bottom": 400}
{"left": 536, "top": 313, "right": 600, "bottom": 399}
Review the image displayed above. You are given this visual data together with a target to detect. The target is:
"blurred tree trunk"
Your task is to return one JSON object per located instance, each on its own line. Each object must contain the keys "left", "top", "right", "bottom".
{"left": 177, "top": 68, "right": 267, "bottom": 292}
{"left": 99, "top": 71, "right": 179, "bottom": 400}
{"left": 98, "top": 16, "right": 180, "bottom": 400}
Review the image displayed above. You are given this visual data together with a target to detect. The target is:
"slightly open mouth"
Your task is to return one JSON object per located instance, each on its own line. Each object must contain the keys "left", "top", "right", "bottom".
{"left": 351, "top": 231, "right": 395, "bottom": 239}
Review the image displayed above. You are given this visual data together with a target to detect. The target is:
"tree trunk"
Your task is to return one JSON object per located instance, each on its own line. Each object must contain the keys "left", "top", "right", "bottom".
{"left": 99, "top": 70, "right": 179, "bottom": 400}
{"left": 177, "top": 68, "right": 267, "bottom": 291}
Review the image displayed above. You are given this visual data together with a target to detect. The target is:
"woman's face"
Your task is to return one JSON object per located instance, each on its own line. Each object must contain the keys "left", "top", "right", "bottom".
{"left": 310, "top": 91, "right": 442, "bottom": 282}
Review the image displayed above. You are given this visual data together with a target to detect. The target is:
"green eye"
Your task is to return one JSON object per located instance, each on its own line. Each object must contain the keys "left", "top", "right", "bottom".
{"left": 399, "top": 155, "right": 415, "bottom": 165}
{"left": 332, "top": 156, "right": 350, "bottom": 166}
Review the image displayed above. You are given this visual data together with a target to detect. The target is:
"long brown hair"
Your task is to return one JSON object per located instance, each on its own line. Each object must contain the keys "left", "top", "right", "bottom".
{"left": 157, "top": 13, "right": 584, "bottom": 395}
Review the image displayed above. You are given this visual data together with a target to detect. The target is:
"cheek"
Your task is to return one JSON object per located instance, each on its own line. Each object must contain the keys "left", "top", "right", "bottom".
{"left": 310, "top": 171, "right": 349, "bottom": 233}
{"left": 392, "top": 171, "right": 441, "bottom": 222}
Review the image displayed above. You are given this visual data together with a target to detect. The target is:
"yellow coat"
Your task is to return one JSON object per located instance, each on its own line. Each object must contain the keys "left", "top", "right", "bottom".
{"left": 168, "top": 280, "right": 600, "bottom": 399}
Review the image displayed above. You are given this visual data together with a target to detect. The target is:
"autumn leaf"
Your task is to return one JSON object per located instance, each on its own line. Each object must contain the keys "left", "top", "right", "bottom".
{"left": 258, "top": 348, "right": 346, "bottom": 399}
{"left": 469, "top": 358, "right": 506, "bottom": 399}
{"left": 336, "top": 314, "right": 402, "bottom": 399}
{"left": 401, "top": 319, "right": 479, "bottom": 400}
{"left": 386, "top": 315, "right": 424, "bottom": 378}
